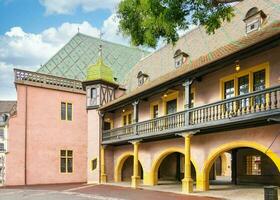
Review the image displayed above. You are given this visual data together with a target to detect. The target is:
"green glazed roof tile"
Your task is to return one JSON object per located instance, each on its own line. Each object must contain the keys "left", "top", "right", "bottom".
{"left": 37, "top": 33, "right": 149, "bottom": 83}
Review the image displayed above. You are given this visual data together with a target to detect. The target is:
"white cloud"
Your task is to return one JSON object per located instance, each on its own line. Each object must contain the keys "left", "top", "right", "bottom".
{"left": 0, "top": 13, "right": 128, "bottom": 100}
{"left": 40, "top": 0, "right": 120, "bottom": 15}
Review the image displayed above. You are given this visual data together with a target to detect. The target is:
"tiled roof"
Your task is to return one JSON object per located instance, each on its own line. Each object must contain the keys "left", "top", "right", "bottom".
{"left": 124, "top": 0, "right": 280, "bottom": 92}
{"left": 0, "top": 101, "right": 17, "bottom": 115}
{"left": 100, "top": 20, "right": 280, "bottom": 110}
{"left": 37, "top": 33, "right": 149, "bottom": 84}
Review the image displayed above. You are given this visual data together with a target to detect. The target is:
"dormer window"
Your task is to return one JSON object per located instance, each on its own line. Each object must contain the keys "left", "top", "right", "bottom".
{"left": 244, "top": 7, "right": 267, "bottom": 34}
{"left": 137, "top": 71, "right": 149, "bottom": 86}
{"left": 174, "top": 49, "right": 188, "bottom": 68}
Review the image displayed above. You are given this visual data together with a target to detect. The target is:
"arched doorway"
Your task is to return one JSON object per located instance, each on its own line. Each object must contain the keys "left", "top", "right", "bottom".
{"left": 114, "top": 152, "right": 143, "bottom": 183}
{"left": 150, "top": 148, "right": 198, "bottom": 188}
{"left": 200, "top": 141, "right": 280, "bottom": 191}
{"left": 121, "top": 155, "right": 143, "bottom": 182}
{"left": 157, "top": 152, "right": 196, "bottom": 185}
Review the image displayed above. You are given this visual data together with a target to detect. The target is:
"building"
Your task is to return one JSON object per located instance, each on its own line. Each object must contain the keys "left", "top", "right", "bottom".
{"left": 2, "top": 0, "right": 280, "bottom": 194}
{"left": 0, "top": 101, "right": 16, "bottom": 185}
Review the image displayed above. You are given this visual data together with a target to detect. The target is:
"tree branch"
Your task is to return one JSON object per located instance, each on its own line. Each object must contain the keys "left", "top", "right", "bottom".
{"left": 212, "top": 0, "right": 243, "bottom": 5}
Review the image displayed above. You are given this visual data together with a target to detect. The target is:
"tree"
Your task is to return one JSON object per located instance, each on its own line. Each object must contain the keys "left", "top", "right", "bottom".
{"left": 117, "top": 0, "right": 242, "bottom": 48}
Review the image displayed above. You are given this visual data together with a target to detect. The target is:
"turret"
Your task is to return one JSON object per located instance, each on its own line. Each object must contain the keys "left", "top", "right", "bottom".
{"left": 83, "top": 44, "right": 118, "bottom": 109}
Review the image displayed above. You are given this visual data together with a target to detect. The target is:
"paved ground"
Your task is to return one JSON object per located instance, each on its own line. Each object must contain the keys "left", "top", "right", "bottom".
{"left": 0, "top": 184, "right": 219, "bottom": 200}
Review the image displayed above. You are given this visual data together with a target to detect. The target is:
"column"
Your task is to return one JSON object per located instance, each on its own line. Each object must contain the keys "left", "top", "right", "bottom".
{"left": 131, "top": 140, "right": 141, "bottom": 188}
{"left": 183, "top": 79, "right": 193, "bottom": 126}
{"left": 132, "top": 100, "right": 139, "bottom": 135}
{"left": 182, "top": 134, "right": 193, "bottom": 193}
{"left": 100, "top": 145, "right": 107, "bottom": 183}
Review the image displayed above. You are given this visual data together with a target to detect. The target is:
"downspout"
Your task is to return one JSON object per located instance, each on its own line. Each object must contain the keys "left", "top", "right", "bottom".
{"left": 24, "top": 86, "right": 28, "bottom": 185}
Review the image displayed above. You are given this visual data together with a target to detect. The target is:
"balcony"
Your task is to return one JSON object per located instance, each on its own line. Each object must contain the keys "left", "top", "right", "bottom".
{"left": 102, "top": 86, "right": 280, "bottom": 144}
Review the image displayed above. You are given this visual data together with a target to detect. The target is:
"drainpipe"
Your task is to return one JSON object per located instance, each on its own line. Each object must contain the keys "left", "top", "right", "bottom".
{"left": 24, "top": 86, "right": 28, "bottom": 185}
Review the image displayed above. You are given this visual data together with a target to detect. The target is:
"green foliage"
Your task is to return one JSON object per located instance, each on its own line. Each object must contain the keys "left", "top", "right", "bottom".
{"left": 117, "top": 0, "right": 235, "bottom": 48}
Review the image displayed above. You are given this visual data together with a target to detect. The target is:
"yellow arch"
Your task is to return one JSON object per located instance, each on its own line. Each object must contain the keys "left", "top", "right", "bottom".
{"left": 144, "top": 147, "right": 198, "bottom": 186}
{"left": 197, "top": 141, "right": 280, "bottom": 191}
{"left": 114, "top": 151, "right": 144, "bottom": 182}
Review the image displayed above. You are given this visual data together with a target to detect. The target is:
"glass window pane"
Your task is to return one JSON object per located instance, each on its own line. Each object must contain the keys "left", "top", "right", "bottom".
{"left": 123, "top": 115, "right": 127, "bottom": 126}
{"left": 166, "top": 99, "right": 177, "bottom": 114}
{"left": 190, "top": 93, "right": 194, "bottom": 108}
{"left": 0, "top": 129, "right": 4, "bottom": 140}
{"left": 67, "top": 103, "right": 72, "bottom": 121}
{"left": 60, "top": 158, "right": 66, "bottom": 173}
{"left": 153, "top": 105, "right": 159, "bottom": 118}
{"left": 238, "top": 75, "right": 249, "bottom": 108}
{"left": 128, "top": 114, "right": 132, "bottom": 124}
{"left": 91, "top": 88, "right": 97, "bottom": 99}
{"left": 67, "top": 150, "right": 73, "bottom": 157}
{"left": 253, "top": 70, "right": 265, "bottom": 91}
{"left": 60, "top": 150, "right": 66, "bottom": 157}
{"left": 67, "top": 158, "right": 73, "bottom": 173}
{"left": 253, "top": 70, "right": 266, "bottom": 105}
{"left": 224, "top": 80, "right": 234, "bottom": 99}
{"left": 61, "top": 102, "right": 66, "bottom": 120}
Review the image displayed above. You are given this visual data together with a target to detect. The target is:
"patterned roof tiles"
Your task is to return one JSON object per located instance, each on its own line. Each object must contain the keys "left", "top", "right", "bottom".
{"left": 37, "top": 33, "right": 149, "bottom": 84}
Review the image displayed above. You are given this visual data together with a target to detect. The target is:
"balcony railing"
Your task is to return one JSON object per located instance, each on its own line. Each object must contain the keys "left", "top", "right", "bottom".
{"left": 102, "top": 86, "right": 280, "bottom": 143}
{"left": 14, "top": 69, "right": 84, "bottom": 93}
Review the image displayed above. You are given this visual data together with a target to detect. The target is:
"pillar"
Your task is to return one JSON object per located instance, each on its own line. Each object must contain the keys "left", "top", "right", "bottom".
{"left": 131, "top": 140, "right": 141, "bottom": 188}
{"left": 100, "top": 145, "right": 107, "bottom": 183}
{"left": 182, "top": 134, "right": 193, "bottom": 193}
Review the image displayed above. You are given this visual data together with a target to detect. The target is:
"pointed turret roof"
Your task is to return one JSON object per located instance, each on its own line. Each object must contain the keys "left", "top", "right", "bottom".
{"left": 86, "top": 45, "right": 115, "bottom": 84}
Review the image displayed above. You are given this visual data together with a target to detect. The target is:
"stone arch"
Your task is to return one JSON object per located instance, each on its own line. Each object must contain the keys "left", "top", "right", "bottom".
{"left": 147, "top": 147, "right": 198, "bottom": 185}
{"left": 114, "top": 151, "right": 144, "bottom": 182}
{"left": 197, "top": 141, "right": 280, "bottom": 191}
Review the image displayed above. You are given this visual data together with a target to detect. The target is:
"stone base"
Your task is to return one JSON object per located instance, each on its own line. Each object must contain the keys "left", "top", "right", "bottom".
{"left": 182, "top": 178, "right": 193, "bottom": 193}
{"left": 131, "top": 176, "right": 140, "bottom": 188}
{"left": 101, "top": 174, "right": 107, "bottom": 184}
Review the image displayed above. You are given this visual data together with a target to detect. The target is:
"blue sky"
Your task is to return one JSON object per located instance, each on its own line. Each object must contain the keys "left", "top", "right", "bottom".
{"left": 0, "top": 0, "right": 126, "bottom": 100}
{"left": 0, "top": 0, "right": 112, "bottom": 34}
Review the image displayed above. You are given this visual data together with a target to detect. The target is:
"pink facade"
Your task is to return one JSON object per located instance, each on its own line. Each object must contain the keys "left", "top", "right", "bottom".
{"left": 6, "top": 85, "right": 87, "bottom": 185}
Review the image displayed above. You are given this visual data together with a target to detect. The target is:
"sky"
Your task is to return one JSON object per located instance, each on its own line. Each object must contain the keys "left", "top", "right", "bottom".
{"left": 0, "top": 0, "right": 132, "bottom": 100}
{"left": 0, "top": 0, "right": 194, "bottom": 100}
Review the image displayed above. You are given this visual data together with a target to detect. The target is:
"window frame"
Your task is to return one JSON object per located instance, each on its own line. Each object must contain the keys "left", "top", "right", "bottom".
{"left": 246, "top": 155, "right": 262, "bottom": 176}
{"left": 60, "top": 150, "right": 74, "bottom": 174}
{"left": 162, "top": 91, "right": 179, "bottom": 115}
{"left": 122, "top": 111, "right": 133, "bottom": 126}
{"left": 61, "top": 102, "right": 73, "bottom": 121}
{"left": 220, "top": 62, "right": 269, "bottom": 100}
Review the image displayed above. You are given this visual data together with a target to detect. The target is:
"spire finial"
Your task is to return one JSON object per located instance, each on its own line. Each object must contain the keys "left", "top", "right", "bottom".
{"left": 78, "top": 26, "right": 80, "bottom": 33}
{"left": 99, "top": 30, "right": 104, "bottom": 58}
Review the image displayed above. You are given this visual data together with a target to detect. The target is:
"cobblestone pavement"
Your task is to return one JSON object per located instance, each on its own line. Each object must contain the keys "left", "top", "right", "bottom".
{"left": 0, "top": 184, "right": 219, "bottom": 200}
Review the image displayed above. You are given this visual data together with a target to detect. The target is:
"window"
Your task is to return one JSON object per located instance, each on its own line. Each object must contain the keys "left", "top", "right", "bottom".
{"left": 90, "top": 88, "right": 97, "bottom": 99}
{"left": 60, "top": 150, "right": 73, "bottom": 173}
{"left": 122, "top": 112, "right": 132, "bottom": 126}
{"left": 190, "top": 93, "right": 194, "bottom": 108}
{"left": 244, "top": 7, "right": 267, "bottom": 34}
{"left": 174, "top": 49, "right": 188, "bottom": 68}
{"left": 91, "top": 158, "right": 97, "bottom": 171}
{"left": 253, "top": 69, "right": 266, "bottom": 105}
{"left": 0, "top": 143, "right": 4, "bottom": 152}
{"left": 238, "top": 75, "right": 249, "bottom": 108}
{"left": 166, "top": 99, "right": 177, "bottom": 115}
{"left": 61, "top": 102, "right": 72, "bottom": 121}
{"left": 246, "top": 19, "right": 260, "bottom": 33}
{"left": 246, "top": 155, "right": 261, "bottom": 175}
{"left": 221, "top": 63, "right": 268, "bottom": 99}
{"left": 104, "top": 122, "right": 111, "bottom": 130}
{"left": 153, "top": 105, "right": 159, "bottom": 118}
{"left": 224, "top": 80, "right": 235, "bottom": 99}
{"left": 137, "top": 71, "right": 149, "bottom": 86}
{"left": 0, "top": 129, "right": 4, "bottom": 140}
